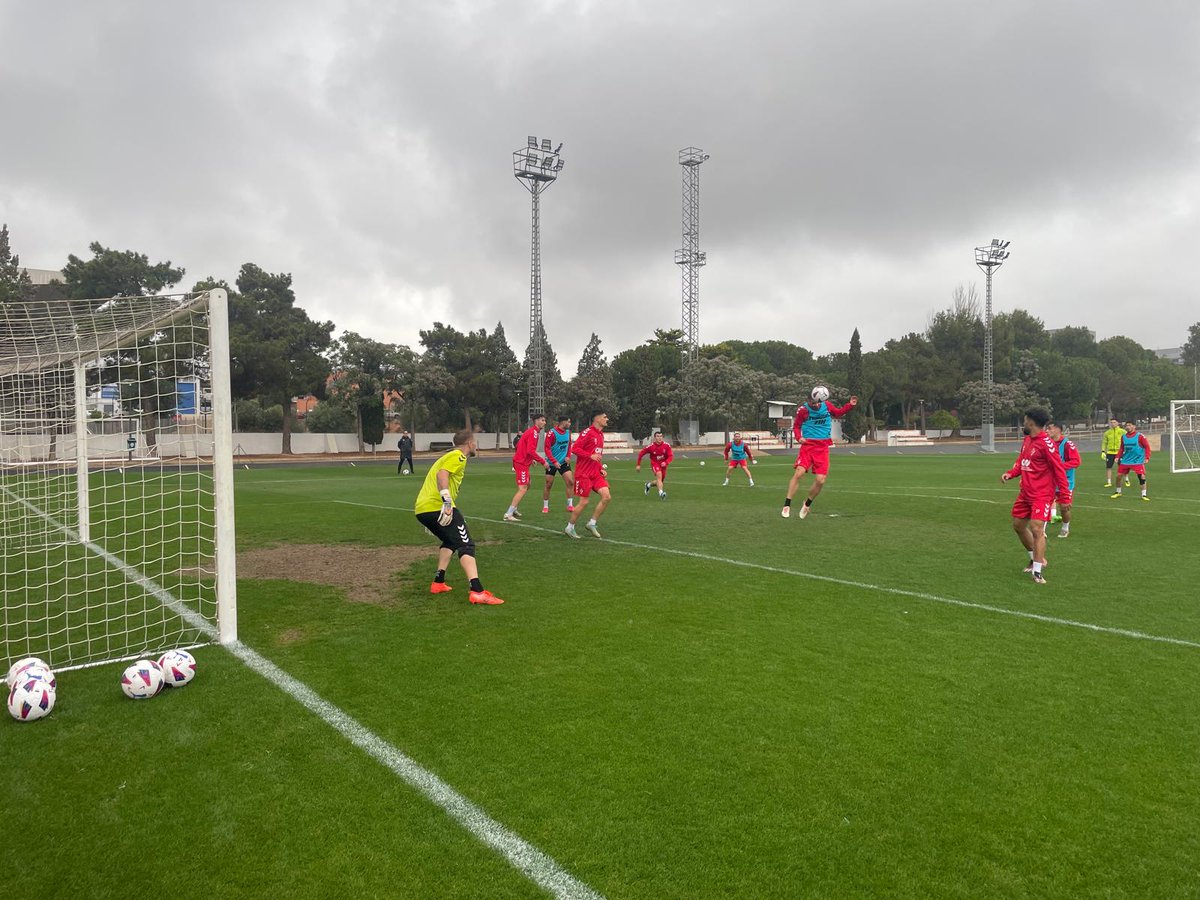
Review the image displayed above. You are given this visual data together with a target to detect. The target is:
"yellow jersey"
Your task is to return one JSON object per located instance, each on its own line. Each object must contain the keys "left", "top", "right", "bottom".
{"left": 414, "top": 448, "right": 468, "bottom": 514}
{"left": 1102, "top": 426, "right": 1124, "bottom": 455}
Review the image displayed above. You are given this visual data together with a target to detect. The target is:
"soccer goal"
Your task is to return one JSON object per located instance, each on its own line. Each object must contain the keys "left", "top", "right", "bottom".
{"left": 1, "top": 289, "right": 236, "bottom": 673}
{"left": 1169, "top": 400, "right": 1200, "bottom": 474}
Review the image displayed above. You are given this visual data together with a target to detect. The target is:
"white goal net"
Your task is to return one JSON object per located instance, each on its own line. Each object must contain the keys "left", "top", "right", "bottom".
{"left": 1170, "top": 400, "right": 1200, "bottom": 474}
{"left": 1, "top": 289, "right": 236, "bottom": 673}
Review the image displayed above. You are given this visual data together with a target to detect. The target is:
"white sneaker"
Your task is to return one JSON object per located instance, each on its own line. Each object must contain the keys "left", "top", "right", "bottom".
{"left": 586, "top": 522, "right": 602, "bottom": 539}
{"left": 798, "top": 504, "right": 810, "bottom": 520}
{"left": 1057, "top": 531, "right": 1069, "bottom": 539}
{"left": 723, "top": 479, "right": 729, "bottom": 486}
{"left": 564, "top": 524, "right": 580, "bottom": 539}
{"left": 781, "top": 506, "right": 791, "bottom": 518}
{"left": 503, "top": 513, "right": 518, "bottom": 522}
{"left": 749, "top": 480, "right": 755, "bottom": 487}
{"left": 645, "top": 481, "right": 652, "bottom": 495}
{"left": 659, "top": 491, "right": 666, "bottom": 499}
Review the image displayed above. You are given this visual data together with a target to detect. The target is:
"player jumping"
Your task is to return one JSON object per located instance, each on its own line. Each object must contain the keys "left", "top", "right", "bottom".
{"left": 542, "top": 414, "right": 575, "bottom": 514}
{"left": 566, "top": 410, "right": 610, "bottom": 539}
{"left": 723, "top": 432, "right": 755, "bottom": 486}
{"left": 637, "top": 430, "right": 674, "bottom": 498}
{"left": 1001, "top": 407, "right": 1070, "bottom": 585}
{"left": 505, "top": 413, "right": 546, "bottom": 521}
{"left": 1046, "top": 421, "right": 1080, "bottom": 537}
{"left": 782, "top": 386, "right": 857, "bottom": 519}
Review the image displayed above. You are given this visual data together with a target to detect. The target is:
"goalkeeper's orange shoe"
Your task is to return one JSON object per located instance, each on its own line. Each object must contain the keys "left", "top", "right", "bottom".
{"left": 429, "top": 582, "right": 453, "bottom": 594}
{"left": 469, "top": 590, "right": 504, "bottom": 605}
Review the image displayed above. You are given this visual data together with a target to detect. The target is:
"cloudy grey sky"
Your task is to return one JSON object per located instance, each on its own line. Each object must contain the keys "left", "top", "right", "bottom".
{"left": 2, "top": 1, "right": 1197, "bottom": 371}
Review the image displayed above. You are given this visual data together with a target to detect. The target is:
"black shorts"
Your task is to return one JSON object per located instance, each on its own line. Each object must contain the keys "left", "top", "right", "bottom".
{"left": 415, "top": 508, "right": 475, "bottom": 556}
{"left": 1105, "top": 453, "right": 1118, "bottom": 467}
{"left": 545, "top": 462, "right": 572, "bottom": 476}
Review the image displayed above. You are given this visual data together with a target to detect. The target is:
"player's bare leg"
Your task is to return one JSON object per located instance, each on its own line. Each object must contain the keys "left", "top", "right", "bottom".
{"left": 566, "top": 493, "right": 589, "bottom": 538}
{"left": 505, "top": 482, "right": 528, "bottom": 520}
{"left": 1057, "top": 502, "right": 1072, "bottom": 537}
{"left": 783, "top": 465, "right": 809, "bottom": 517}
{"left": 723, "top": 464, "right": 734, "bottom": 486}
{"left": 541, "top": 474, "right": 555, "bottom": 512}
{"left": 656, "top": 468, "right": 667, "bottom": 497}
{"left": 582, "top": 487, "right": 612, "bottom": 537}
{"left": 563, "top": 470, "right": 576, "bottom": 510}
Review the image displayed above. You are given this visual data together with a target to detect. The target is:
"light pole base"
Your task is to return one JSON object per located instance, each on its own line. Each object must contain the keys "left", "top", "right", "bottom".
{"left": 980, "top": 423, "right": 996, "bottom": 453}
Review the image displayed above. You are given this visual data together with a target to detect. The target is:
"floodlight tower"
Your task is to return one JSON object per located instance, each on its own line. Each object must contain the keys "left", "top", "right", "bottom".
{"left": 675, "top": 147, "right": 709, "bottom": 445}
{"left": 513, "top": 136, "right": 565, "bottom": 419}
{"left": 975, "top": 238, "right": 1011, "bottom": 453}
{"left": 675, "top": 147, "right": 709, "bottom": 365}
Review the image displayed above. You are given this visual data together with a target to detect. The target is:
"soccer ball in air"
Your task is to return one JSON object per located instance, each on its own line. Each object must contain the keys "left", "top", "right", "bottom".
{"left": 158, "top": 649, "right": 197, "bottom": 688}
{"left": 7, "top": 676, "right": 56, "bottom": 722}
{"left": 699, "top": 460, "right": 706, "bottom": 466}
{"left": 120, "top": 660, "right": 165, "bottom": 699}
{"left": 811, "top": 385, "right": 830, "bottom": 402}
{"left": 6, "top": 656, "right": 52, "bottom": 688}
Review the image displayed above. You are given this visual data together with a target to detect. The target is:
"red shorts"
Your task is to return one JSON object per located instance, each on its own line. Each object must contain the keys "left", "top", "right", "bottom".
{"left": 795, "top": 443, "right": 830, "bottom": 475}
{"left": 727, "top": 459, "right": 748, "bottom": 469}
{"left": 514, "top": 465, "right": 531, "bottom": 487}
{"left": 1117, "top": 464, "right": 1146, "bottom": 477}
{"left": 651, "top": 462, "right": 668, "bottom": 476}
{"left": 573, "top": 474, "right": 610, "bottom": 498}
{"left": 1012, "top": 496, "right": 1054, "bottom": 522}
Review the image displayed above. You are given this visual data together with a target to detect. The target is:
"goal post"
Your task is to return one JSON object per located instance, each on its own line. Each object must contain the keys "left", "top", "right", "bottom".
{"left": 1169, "top": 400, "right": 1200, "bottom": 474}
{"left": 1, "top": 289, "right": 236, "bottom": 673}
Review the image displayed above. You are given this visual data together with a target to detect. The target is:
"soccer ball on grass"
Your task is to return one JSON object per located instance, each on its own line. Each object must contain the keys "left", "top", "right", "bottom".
{"left": 121, "top": 660, "right": 165, "bottom": 699}
{"left": 7, "top": 676, "right": 56, "bottom": 722}
{"left": 158, "top": 649, "right": 197, "bottom": 687}
{"left": 6, "top": 656, "right": 53, "bottom": 688}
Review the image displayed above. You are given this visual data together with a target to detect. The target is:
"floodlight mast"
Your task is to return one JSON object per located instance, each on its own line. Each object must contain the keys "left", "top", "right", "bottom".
{"left": 974, "top": 238, "right": 1011, "bottom": 453}
{"left": 513, "top": 136, "right": 565, "bottom": 420}
{"left": 675, "top": 147, "right": 709, "bottom": 366}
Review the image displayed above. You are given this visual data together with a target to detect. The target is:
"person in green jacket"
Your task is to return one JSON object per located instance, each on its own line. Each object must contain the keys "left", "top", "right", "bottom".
{"left": 1101, "top": 417, "right": 1126, "bottom": 488}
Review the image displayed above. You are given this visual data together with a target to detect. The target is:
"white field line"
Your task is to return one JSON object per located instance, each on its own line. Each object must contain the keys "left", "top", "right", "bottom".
{"left": 5, "top": 487, "right": 603, "bottom": 900}
{"left": 343, "top": 499, "right": 1200, "bottom": 653}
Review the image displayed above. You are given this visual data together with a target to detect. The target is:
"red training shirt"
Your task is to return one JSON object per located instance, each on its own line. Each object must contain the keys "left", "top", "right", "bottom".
{"left": 571, "top": 426, "right": 606, "bottom": 479}
{"left": 638, "top": 441, "right": 673, "bottom": 467}
{"left": 1005, "top": 432, "right": 1070, "bottom": 500}
{"left": 512, "top": 426, "right": 546, "bottom": 468}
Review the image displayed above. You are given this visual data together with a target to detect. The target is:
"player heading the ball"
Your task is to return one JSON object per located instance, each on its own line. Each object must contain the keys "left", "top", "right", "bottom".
{"left": 782, "top": 386, "right": 857, "bottom": 520}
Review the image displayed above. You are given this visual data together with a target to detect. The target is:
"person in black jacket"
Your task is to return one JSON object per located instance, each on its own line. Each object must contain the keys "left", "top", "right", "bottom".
{"left": 397, "top": 431, "right": 415, "bottom": 474}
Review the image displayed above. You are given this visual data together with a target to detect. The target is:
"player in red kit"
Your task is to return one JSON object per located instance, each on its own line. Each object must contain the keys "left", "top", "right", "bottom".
{"left": 722, "top": 433, "right": 755, "bottom": 486}
{"left": 1046, "top": 421, "right": 1080, "bottom": 537}
{"left": 565, "top": 410, "right": 610, "bottom": 539}
{"left": 782, "top": 387, "right": 858, "bottom": 519}
{"left": 505, "top": 413, "right": 546, "bottom": 521}
{"left": 637, "top": 431, "right": 673, "bottom": 499}
{"left": 1001, "top": 407, "right": 1070, "bottom": 584}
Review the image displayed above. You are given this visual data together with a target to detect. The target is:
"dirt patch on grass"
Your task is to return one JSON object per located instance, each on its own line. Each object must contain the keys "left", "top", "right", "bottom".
{"left": 237, "top": 544, "right": 436, "bottom": 604}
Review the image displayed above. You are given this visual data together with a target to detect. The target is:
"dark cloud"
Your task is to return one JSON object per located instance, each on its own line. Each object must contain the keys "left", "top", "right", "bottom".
{"left": 2, "top": 0, "right": 1197, "bottom": 369}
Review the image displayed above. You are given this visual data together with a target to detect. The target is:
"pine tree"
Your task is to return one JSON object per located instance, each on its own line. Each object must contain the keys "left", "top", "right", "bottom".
{"left": 0, "top": 224, "right": 35, "bottom": 304}
{"left": 843, "top": 328, "right": 868, "bottom": 442}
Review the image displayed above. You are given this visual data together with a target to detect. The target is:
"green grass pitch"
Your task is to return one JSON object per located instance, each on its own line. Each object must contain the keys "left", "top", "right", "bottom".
{"left": 3, "top": 451, "right": 1200, "bottom": 897}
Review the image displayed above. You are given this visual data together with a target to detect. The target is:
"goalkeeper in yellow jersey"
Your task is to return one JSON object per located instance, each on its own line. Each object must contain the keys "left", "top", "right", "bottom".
{"left": 1101, "top": 416, "right": 1125, "bottom": 488}
{"left": 413, "top": 429, "right": 504, "bottom": 605}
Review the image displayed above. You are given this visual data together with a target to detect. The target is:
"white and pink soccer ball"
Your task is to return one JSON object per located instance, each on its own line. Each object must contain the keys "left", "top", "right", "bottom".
{"left": 6, "top": 656, "right": 54, "bottom": 689}
{"left": 157, "top": 649, "right": 197, "bottom": 688}
{"left": 811, "top": 385, "right": 831, "bottom": 402}
{"left": 120, "top": 659, "right": 165, "bottom": 699}
{"left": 7, "top": 672, "right": 56, "bottom": 722}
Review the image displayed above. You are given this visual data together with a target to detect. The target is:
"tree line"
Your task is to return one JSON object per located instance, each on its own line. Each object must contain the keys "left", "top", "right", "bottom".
{"left": 3, "top": 226, "right": 1197, "bottom": 449}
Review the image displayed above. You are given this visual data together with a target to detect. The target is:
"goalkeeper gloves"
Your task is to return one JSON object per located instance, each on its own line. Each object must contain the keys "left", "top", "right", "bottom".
{"left": 437, "top": 489, "right": 454, "bottom": 526}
